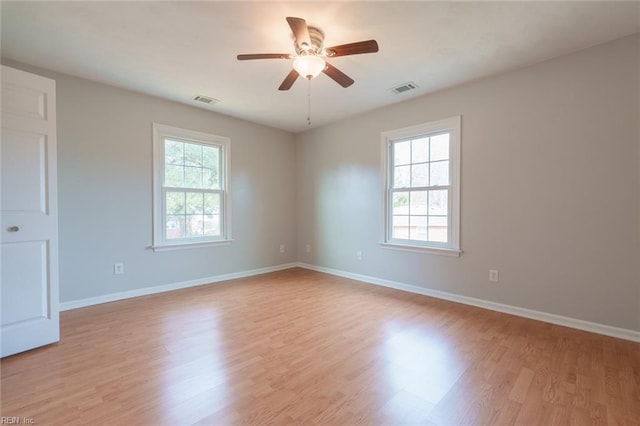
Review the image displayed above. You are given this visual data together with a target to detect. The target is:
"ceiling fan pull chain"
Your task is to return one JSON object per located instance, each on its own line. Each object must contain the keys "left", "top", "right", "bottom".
{"left": 307, "top": 78, "right": 312, "bottom": 126}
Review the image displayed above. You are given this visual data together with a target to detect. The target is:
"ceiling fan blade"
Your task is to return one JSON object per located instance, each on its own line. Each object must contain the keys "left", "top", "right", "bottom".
{"left": 324, "top": 40, "right": 379, "bottom": 57}
{"left": 278, "top": 69, "right": 299, "bottom": 91}
{"left": 237, "top": 53, "right": 292, "bottom": 60}
{"left": 323, "top": 62, "right": 354, "bottom": 88}
{"left": 286, "top": 17, "right": 311, "bottom": 49}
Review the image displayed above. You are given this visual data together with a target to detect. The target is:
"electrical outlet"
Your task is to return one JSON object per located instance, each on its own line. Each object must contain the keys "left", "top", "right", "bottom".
{"left": 357, "top": 250, "right": 363, "bottom": 261}
{"left": 279, "top": 244, "right": 285, "bottom": 253}
{"left": 305, "top": 244, "right": 311, "bottom": 253}
{"left": 114, "top": 262, "right": 124, "bottom": 275}
{"left": 489, "top": 269, "right": 499, "bottom": 282}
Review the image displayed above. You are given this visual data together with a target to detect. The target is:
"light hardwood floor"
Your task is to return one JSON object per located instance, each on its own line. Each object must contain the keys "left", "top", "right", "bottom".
{"left": 1, "top": 268, "right": 639, "bottom": 425}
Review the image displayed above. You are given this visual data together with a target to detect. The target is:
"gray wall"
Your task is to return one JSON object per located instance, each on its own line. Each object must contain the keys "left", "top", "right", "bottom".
{"left": 295, "top": 34, "right": 640, "bottom": 331}
{"left": 2, "top": 61, "right": 298, "bottom": 303}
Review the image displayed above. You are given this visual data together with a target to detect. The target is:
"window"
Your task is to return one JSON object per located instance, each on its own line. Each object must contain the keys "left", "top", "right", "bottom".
{"left": 152, "top": 123, "right": 231, "bottom": 250}
{"left": 382, "top": 116, "right": 461, "bottom": 255}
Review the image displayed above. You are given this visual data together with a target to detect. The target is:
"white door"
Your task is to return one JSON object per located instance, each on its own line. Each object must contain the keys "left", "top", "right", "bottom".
{"left": 1, "top": 66, "right": 59, "bottom": 357}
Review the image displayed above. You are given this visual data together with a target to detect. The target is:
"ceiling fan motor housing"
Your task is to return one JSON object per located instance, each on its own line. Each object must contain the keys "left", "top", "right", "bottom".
{"left": 296, "top": 26, "right": 325, "bottom": 55}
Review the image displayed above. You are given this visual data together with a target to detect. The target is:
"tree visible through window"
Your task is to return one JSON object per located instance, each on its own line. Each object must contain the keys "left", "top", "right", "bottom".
{"left": 153, "top": 124, "right": 230, "bottom": 249}
{"left": 382, "top": 117, "right": 461, "bottom": 254}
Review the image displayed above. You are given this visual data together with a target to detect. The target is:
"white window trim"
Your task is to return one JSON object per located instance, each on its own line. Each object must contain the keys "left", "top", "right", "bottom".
{"left": 380, "top": 116, "right": 461, "bottom": 256}
{"left": 152, "top": 123, "right": 232, "bottom": 251}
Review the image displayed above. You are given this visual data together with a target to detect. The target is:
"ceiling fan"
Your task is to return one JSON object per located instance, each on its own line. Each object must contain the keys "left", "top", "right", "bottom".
{"left": 237, "top": 17, "right": 379, "bottom": 90}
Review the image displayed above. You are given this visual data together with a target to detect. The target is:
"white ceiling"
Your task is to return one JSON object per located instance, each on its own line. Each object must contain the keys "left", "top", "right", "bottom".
{"left": 2, "top": 1, "right": 639, "bottom": 133}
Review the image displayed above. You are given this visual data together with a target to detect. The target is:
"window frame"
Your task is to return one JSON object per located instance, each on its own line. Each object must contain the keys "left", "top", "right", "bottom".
{"left": 381, "top": 116, "right": 461, "bottom": 256}
{"left": 152, "top": 123, "right": 231, "bottom": 251}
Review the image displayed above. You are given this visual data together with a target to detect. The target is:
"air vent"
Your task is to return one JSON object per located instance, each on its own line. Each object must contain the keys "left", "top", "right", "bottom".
{"left": 193, "top": 95, "right": 219, "bottom": 105}
{"left": 391, "top": 82, "right": 418, "bottom": 94}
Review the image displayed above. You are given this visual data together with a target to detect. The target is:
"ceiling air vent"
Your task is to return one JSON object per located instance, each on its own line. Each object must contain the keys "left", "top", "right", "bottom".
{"left": 193, "top": 95, "right": 219, "bottom": 105}
{"left": 391, "top": 82, "right": 418, "bottom": 94}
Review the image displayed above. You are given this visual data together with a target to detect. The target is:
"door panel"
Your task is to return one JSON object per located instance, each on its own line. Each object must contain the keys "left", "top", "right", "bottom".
{"left": 1, "top": 83, "right": 48, "bottom": 121}
{"left": 1, "top": 129, "right": 47, "bottom": 214}
{"left": 1, "top": 241, "right": 49, "bottom": 325}
{"left": 1, "top": 65, "right": 59, "bottom": 358}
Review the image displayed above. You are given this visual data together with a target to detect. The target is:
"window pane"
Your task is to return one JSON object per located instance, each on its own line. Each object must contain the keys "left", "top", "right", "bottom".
{"left": 186, "top": 192, "right": 203, "bottom": 214}
{"left": 203, "top": 146, "right": 220, "bottom": 189}
{"left": 165, "top": 140, "right": 184, "bottom": 165}
{"left": 394, "top": 141, "right": 410, "bottom": 166}
{"left": 202, "top": 169, "right": 217, "bottom": 190}
{"left": 412, "top": 137, "right": 429, "bottom": 163}
{"left": 184, "top": 166, "right": 203, "bottom": 188}
{"left": 392, "top": 192, "right": 409, "bottom": 215}
{"left": 430, "top": 133, "right": 450, "bottom": 161}
{"left": 203, "top": 193, "right": 220, "bottom": 215}
{"left": 411, "top": 163, "right": 428, "bottom": 187}
{"left": 165, "top": 164, "right": 184, "bottom": 187}
{"left": 166, "top": 215, "right": 185, "bottom": 239}
{"left": 429, "top": 190, "right": 448, "bottom": 215}
{"left": 393, "top": 165, "right": 410, "bottom": 188}
{"left": 203, "top": 146, "right": 219, "bottom": 168}
{"left": 166, "top": 192, "right": 185, "bottom": 215}
{"left": 428, "top": 216, "right": 448, "bottom": 243}
{"left": 430, "top": 160, "right": 449, "bottom": 186}
{"left": 410, "top": 215, "right": 428, "bottom": 241}
{"left": 392, "top": 215, "right": 409, "bottom": 239}
{"left": 410, "top": 191, "right": 428, "bottom": 215}
{"left": 203, "top": 145, "right": 218, "bottom": 166}
{"left": 186, "top": 215, "right": 204, "bottom": 237}
{"left": 204, "top": 214, "right": 221, "bottom": 236}
{"left": 184, "top": 143, "right": 203, "bottom": 167}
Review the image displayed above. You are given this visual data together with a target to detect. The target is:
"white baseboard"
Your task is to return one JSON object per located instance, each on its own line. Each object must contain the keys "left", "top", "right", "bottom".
{"left": 61, "top": 261, "right": 639, "bottom": 343}
{"left": 297, "top": 263, "right": 640, "bottom": 343}
{"left": 59, "top": 263, "right": 299, "bottom": 311}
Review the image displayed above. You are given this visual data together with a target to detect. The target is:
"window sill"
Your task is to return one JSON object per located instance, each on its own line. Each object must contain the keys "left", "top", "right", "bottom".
{"left": 151, "top": 239, "right": 233, "bottom": 252}
{"left": 380, "top": 242, "right": 462, "bottom": 257}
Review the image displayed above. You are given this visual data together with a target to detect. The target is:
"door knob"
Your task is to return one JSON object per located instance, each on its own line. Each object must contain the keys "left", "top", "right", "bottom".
{"left": 7, "top": 226, "right": 19, "bottom": 232}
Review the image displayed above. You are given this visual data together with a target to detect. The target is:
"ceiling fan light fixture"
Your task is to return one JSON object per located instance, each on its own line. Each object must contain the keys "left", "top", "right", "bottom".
{"left": 293, "top": 55, "right": 326, "bottom": 80}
